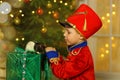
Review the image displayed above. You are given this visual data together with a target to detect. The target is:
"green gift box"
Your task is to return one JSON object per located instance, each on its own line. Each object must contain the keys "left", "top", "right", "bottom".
{"left": 6, "top": 47, "right": 53, "bottom": 80}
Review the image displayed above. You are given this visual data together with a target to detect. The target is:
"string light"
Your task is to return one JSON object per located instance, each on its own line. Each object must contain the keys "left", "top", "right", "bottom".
{"left": 21, "top": 14, "right": 24, "bottom": 17}
{"left": 105, "top": 43, "right": 109, "bottom": 48}
{"left": 9, "top": 14, "right": 14, "bottom": 18}
{"left": 19, "top": 10, "right": 22, "bottom": 13}
{"left": 100, "top": 54, "right": 104, "bottom": 58}
{"left": 60, "top": 0, "right": 63, "bottom": 3}
{"left": 107, "top": 19, "right": 110, "bottom": 23}
{"left": 18, "top": 0, "right": 22, "bottom": 2}
{"left": 106, "top": 13, "right": 110, "bottom": 17}
{"left": 16, "top": 38, "right": 19, "bottom": 41}
{"left": 0, "top": 0, "right": 2, "bottom": 3}
{"left": 56, "top": 20, "right": 59, "bottom": 23}
{"left": 54, "top": 0, "right": 57, "bottom": 3}
{"left": 112, "top": 4, "right": 116, "bottom": 7}
{"left": 21, "top": 37, "right": 25, "bottom": 41}
{"left": 64, "top": 3, "right": 68, "bottom": 6}
{"left": 32, "top": 11, "right": 35, "bottom": 14}
{"left": 102, "top": 16, "right": 105, "bottom": 20}
{"left": 48, "top": 11, "right": 52, "bottom": 14}
{"left": 111, "top": 37, "right": 114, "bottom": 40}
{"left": 105, "top": 50, "right": 109, "bottom": 54}
{"left": 112, "top": 11, "right": 116, "bottom": 15}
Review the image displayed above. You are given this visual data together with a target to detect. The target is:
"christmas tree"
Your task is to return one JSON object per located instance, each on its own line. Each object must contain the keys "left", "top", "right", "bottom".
{"left": 10, "top": 0, "right": 77, "bottom": 54}
{"left": 0, "top": 0, "right": 77, "bottom": 54}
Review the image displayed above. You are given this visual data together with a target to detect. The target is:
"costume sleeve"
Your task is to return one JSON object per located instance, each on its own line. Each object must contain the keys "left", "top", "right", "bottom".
{"left": 50, "top": 47, "right": 93, "bottom": 79}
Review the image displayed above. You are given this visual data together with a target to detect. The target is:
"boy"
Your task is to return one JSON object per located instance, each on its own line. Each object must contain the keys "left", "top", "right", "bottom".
{"left": 45, "top": 4, "right": 102, "bottom": 80}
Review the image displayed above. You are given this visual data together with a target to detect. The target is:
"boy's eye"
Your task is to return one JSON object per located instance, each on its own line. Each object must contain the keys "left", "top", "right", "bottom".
{"left": 67, "top": 31, "right": 71, "bottom": 34}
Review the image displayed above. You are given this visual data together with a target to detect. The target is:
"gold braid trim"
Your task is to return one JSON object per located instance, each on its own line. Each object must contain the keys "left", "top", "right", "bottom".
{"left": 71, "top": 48, "right": 82, "bottom": 55}
{"left": 50, "top": 57, "right": 60, "bottom": 65}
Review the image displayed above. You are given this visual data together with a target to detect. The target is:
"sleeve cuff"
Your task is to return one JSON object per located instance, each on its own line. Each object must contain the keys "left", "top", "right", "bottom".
{"left": 46, "top": 51, "right": 58, "bottom": 59}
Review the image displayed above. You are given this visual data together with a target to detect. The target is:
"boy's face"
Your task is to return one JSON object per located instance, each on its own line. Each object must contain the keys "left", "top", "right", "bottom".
{"left": 63, "top": 28, "right": 84, "bottom": 46}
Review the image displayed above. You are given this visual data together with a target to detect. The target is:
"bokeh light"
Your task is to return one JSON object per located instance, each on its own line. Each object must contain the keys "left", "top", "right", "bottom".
{"left": 0, "top": 2, "right": 12, "bottom": 14}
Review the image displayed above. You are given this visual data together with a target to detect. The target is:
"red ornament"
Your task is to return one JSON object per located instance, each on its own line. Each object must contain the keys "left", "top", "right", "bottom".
{"left": 24, "top": 0, "right": 30, "bottom": 3}
{"left": 53, "top": 11, "right": 59, "bottom": 19}
{"left": 36, "top": 8, "right": 44, "bottom": 15}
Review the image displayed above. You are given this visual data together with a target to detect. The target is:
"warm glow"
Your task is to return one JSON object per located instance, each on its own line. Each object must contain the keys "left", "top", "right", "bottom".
{"left": 112, "top": 43, "right": 116, "bottom": 48}
{"left": 106, "top": 13, "right": 110, "bottom": 17}
{"left": 111, "top": 37, "right": 114, "bottom": 40}
{"left": 60, "top": 0, "right": 63, "bottom": 3}
{"left": 112, "top": 11, "right": 116, "bottom": 15}
{"left": 64, "top": 3, "right": 68, "bottom": 6}
{"left": 21, "top": 14, "right": 24, "bottom": 17}
{"left": 22, "top": 38, "right": 25, "bottom": 41}
{"left": 32, "top": 11, "right": 35, "bottom": 14}
{"left": 54, "top": 0, "right": 57, "bottom": 3}
{"left": 19, "top": 10, "right": 22, "bottom": 13}
{"left": 102, "top": 16, "right": 105, "bottom": 20}
{"left": 100, "top": 54, "right": 104, "bottom": 58}
{"left": 10, "top": 14, "right": 14, "bottom": 18}
{"left": 18, "top": 0, "right": 22, "bottom": 2}
{"left": 16, "top": 38, "right": 19, "bottom": 41}
{"left": 48, "top": 11, "right": 52, "bottom": 14}
{"left": 100, "top": 48, "right": 104, "bottom": 51}
{"left": 105, "top": 44, "right": 109, "bottom": 48}
{"left": 0, "top": 0, "right": 2, "bottom": 3}
{"left": 56, "top": 20, "right": 59, "bottom": 23}
{"left": 105, "top": 50, "right": 109, "bottom": 54}
{"left": 112, "top": 4, "right": 116, "bottom": 7}
{"left": 107, "top": 19, "right": 110, "bottom": 23}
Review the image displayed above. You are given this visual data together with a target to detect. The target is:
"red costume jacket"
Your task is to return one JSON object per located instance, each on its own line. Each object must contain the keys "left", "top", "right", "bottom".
{"left": 50, "top": 41, "right": 95, "bottom": 80}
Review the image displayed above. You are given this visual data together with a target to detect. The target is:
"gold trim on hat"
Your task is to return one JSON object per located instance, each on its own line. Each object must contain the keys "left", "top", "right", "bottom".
{"left": 83, "top": 18, "right": 87, "bottom": 31}
{"left": 65, "top": 11, "right": 87, "bottom": 31}
{"left": 65, "top": 20, "right": 86, "bottom": 40}
{"left": 74, "top": 11, "right": 87, "bottom": 15}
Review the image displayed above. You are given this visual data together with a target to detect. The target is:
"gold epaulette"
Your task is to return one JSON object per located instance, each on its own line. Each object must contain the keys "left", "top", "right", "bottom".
{"left": 49, "top": 57, "right": 60, "bottom": 65}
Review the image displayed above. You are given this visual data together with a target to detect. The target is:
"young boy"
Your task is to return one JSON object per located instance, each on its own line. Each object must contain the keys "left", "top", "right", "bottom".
{"left": 45, "top": 4, "right": 102, "bottom": 80}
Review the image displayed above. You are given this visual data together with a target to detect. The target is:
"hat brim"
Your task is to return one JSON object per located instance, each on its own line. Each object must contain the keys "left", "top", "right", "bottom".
{"left": 59, "top": 21, "right": 73, "bottom": 28}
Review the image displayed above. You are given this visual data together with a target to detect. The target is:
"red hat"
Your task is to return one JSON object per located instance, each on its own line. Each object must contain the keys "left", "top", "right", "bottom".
{"left": 59, "top": 4, "right": 102, "bottom": 39}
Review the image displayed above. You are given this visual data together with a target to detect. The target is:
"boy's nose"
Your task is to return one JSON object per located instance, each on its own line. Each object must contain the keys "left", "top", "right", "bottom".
{"left": 63, "top": 32, "right": 67, "bottom": 37}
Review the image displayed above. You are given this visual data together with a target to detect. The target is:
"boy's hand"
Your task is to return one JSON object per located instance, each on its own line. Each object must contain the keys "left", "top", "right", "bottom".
{"left": 45, "top": 47, "right": 56, "bottom": 52}
{"left": 45, "top": 47, "right": 59, "bottom": 64}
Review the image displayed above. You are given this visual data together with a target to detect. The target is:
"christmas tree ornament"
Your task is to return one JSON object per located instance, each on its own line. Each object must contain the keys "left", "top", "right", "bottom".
{"left": 14, "top": 17, "right": 21, "bottom": 25}
{"left": 47, "top": 2, "right": 52, "bottom": 8}
{"left": 41, "top": 27, "right": 47, "bottom": 33}
{"left": 0, "top": 2, "right": 12, "bottom": 14}
{"left": 0, "top": 13, "right": 8, "bottom": 23}
{"left": 36, "top": 7, "right": 44, "bottom": 15}
{"left": 53, "top": 11, "right": 59, "bottom": 19}
{"left": 24, "top": 0, "right": 30, "bottom": 3}
{"left": 8, "top": 0, "right": 24, "bottom": 8}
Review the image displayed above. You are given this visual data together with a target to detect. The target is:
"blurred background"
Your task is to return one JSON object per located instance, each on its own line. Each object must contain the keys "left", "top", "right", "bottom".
{"left": 0, "top": 0, "right": 120, "bottom": 80}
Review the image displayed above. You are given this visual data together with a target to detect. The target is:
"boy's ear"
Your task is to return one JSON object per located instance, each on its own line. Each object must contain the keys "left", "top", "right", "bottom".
{"left": 79, "top": 35, "right": 84, "bottom": 40}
